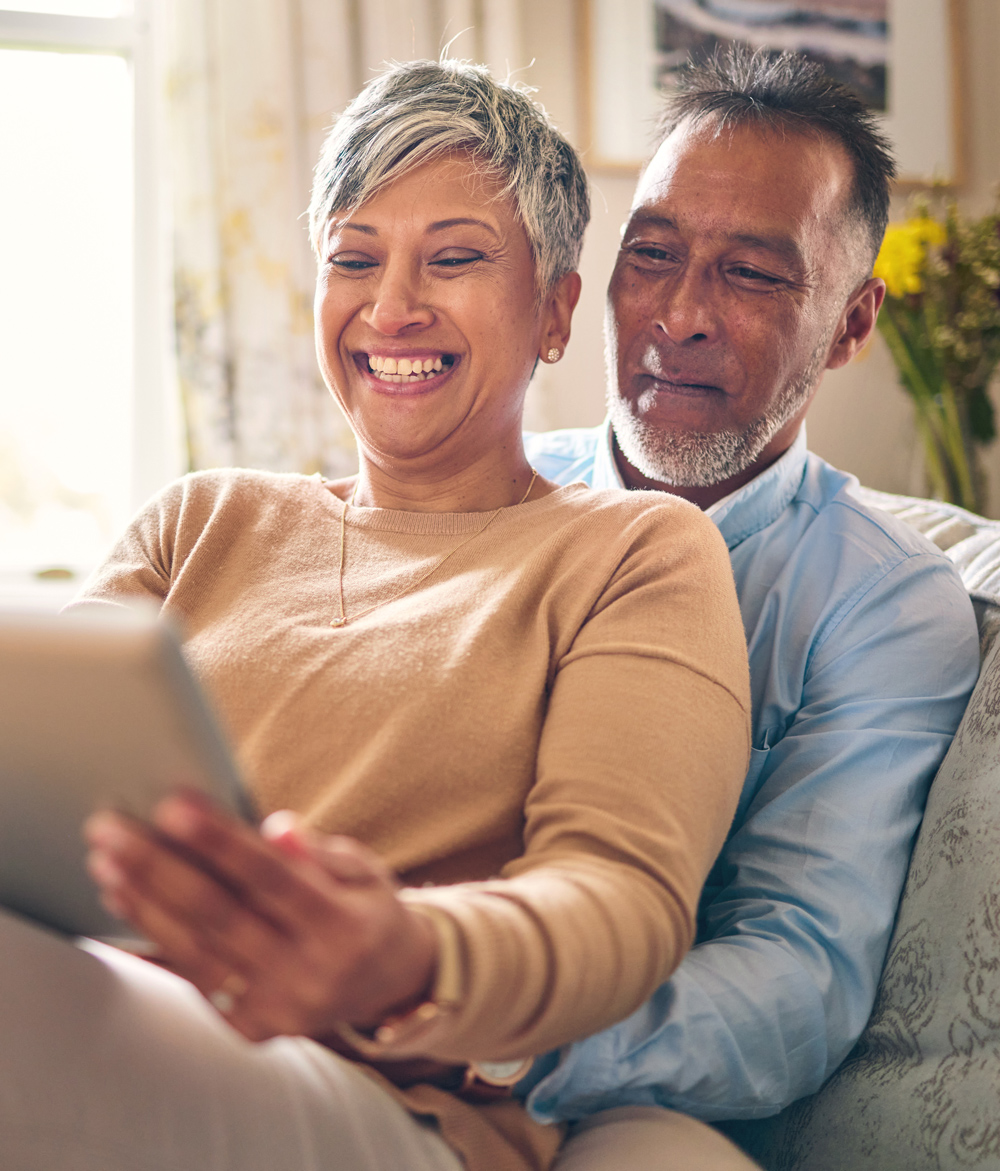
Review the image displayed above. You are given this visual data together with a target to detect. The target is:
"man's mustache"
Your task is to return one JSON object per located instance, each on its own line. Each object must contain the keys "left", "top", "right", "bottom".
{"left": 635, "top": 344, "right": 726, "bottom": 390}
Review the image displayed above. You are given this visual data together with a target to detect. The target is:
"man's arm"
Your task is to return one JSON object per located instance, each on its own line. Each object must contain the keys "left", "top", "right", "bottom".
{"left": 523, "top": 553, "right": 979, "bottom": 1123}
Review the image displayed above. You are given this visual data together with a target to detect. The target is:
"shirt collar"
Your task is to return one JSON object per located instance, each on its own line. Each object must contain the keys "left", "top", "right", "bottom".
{"left": 594, "top": 418, "right": 809, "bottom": 549}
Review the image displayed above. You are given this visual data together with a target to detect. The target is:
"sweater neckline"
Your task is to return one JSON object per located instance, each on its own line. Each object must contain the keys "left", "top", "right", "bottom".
{"left": 320, "top": 481, "right": 589, "bottom": 535}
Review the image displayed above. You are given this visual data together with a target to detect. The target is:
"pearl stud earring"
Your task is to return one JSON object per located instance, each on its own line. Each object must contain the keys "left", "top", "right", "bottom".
{"left": 547, "top": 347, "right": 561, "bottom": 362}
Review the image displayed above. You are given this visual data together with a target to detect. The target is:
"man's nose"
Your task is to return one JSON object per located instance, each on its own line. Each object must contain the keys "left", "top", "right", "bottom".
{"left": 654, "top": 265, "right": 716, "bottom": 344}
{"left": 364, "top": 260, "right": 434, "bottom": 335}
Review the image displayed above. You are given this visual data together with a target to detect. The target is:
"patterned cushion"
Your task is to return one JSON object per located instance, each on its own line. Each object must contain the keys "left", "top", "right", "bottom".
{"left": 726, "top": 488, "right": 1000, "bottom": 1171}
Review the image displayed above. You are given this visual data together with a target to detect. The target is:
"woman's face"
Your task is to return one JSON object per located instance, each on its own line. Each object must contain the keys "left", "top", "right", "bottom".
{"left": 314, "top": 154, "right": 551, "bottom": 469}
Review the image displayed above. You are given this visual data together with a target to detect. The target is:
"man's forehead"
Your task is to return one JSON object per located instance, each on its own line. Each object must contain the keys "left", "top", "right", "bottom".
{"left": 627, "top": 119, "right": 858, "bottom": 261}
{"left": 632, "top": 118, "right": 853, "bottom": 215}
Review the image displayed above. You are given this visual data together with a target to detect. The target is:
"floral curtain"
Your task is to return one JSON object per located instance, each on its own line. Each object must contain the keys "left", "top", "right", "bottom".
{"left": 164, "top": 0, "right": 525, "bottom": 477}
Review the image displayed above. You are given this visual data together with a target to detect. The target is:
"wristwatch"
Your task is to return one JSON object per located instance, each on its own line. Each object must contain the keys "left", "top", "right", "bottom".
{"left": 459, "top": 1057, "right": 534, "bottom": 1102}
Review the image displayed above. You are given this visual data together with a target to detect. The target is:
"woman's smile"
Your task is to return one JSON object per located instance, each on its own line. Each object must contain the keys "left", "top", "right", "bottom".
{"left": 356, "top": 350, "right": 457, "bottom": 391}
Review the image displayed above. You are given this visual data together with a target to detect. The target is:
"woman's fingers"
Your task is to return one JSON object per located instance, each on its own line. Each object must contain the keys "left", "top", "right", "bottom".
{"left": 151, "top": 796, "right": 360, "bottom": 937}
{"left": 84, "top": 804, "right": 384, "bottom": 1024}
{"left": 85, "top": 811, "right": 288, "bottom": 977}
{"left": 85, "top": 819, "right": 297, "bottom": 1038}
{"left": 261, "top": 812, "right": 396, "bottom": 886}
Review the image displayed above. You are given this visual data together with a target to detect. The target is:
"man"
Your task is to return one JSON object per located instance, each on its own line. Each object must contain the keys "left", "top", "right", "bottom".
{"left": 520, "top": 47, "right": 980, "bottom": 1161}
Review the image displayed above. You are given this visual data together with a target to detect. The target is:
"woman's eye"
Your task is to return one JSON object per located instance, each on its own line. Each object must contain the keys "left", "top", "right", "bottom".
{"left": 430, "top": 252, "right": 484, "bottom": 269}
{"left": 327, "top": 255, "right": 377, "bottom": 271}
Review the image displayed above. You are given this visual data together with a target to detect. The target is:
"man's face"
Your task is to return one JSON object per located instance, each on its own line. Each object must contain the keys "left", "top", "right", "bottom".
{"left": 607, "top": 118, "right": 868, "bottom": 492}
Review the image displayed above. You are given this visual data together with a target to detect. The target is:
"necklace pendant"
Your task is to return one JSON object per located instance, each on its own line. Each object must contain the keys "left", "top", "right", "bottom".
{"left": 330, "top": 616, "right": 348, "bottom": 628}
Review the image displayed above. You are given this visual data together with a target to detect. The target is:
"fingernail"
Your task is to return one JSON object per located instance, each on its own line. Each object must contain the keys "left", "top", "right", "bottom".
{"left": 260, "top": 810, "right": 301, "bottom": 840}
{"left": 155, "top": 796, "right": 203, "bottom": 838}
{"left": 87, "top": 850, "right": 125, "bottom": 888}
{"left": 83, "top": 815, "right": 130, "bottom": 851}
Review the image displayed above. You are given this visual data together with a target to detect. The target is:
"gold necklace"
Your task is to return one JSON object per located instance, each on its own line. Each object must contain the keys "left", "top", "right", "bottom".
{"left": 330, "top": 469, "right": 539, "bottom": 628}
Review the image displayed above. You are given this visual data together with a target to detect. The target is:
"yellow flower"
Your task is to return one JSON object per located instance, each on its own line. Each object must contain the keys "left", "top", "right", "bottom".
{"left": 874, "top": 216, "right": 947, "bottom": 298}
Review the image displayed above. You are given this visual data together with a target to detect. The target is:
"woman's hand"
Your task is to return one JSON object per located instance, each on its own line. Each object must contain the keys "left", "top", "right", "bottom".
{"left": 83, "top": 792, "right": 437, "bottom": 1043}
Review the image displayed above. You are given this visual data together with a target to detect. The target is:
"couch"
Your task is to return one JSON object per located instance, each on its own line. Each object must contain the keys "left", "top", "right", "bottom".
{"left": 724, "top": 486, "right": 1000, "bottom": 1170}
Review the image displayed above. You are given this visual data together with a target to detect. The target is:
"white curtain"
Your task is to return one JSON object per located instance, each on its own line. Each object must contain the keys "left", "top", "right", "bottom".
{"left": 165, "top": 0, "right": 525, "bottom": 476}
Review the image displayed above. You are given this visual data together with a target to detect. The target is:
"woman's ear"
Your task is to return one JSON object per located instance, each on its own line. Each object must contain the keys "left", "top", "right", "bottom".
{"left": 539, "top": 272, "right": 583, "bottom": 363}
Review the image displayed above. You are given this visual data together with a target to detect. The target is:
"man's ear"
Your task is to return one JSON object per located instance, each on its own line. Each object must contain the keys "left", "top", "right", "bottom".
{"left": 826, "top": 277, "right": 886, "bottom": 371}
{"left": 538, "top": 271, "right": 583, "bottom": 364}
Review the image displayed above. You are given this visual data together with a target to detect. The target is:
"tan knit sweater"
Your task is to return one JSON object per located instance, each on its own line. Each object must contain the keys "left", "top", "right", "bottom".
{"left": 76, "top": 469, "right": 750, "bottom": 1170}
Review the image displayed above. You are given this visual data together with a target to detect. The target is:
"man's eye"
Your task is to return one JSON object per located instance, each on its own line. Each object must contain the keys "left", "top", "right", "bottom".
{"left": 630, "top": 245, "right": 671, "bottom": 262}
{"left": 731, "top": 266, "right": 780, "bottom": 284}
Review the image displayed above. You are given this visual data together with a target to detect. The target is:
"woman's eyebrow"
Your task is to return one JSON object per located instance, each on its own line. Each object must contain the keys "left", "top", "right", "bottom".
{"left": 336, "top": 218, "right": 500, "bottom": 238}
{"left": 428, "top": 217, "right": 500, "bottom": 237}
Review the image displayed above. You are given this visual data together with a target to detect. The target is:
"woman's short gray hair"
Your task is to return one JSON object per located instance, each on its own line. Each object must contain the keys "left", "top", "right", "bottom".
{"left": 308, "top": 59, "right": 590, "bottom": 296}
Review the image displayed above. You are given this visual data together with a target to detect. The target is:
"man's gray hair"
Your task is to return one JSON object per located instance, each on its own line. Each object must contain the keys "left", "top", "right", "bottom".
{"left": 309, "top": 59, "right": 590, "bottom": 295}
{"left": 656, "top": 46, "right": 896, "bottom": 265}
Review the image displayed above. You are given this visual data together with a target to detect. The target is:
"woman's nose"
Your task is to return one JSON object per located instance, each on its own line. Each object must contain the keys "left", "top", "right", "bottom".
{"left": 364, "top": 262, "right": 435, "bottom": 335}
{"left": 654, "top": 266, "right": 717, "bottom": 345}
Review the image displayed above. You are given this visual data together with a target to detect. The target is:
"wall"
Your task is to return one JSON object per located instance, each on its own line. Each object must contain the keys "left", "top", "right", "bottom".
{"left": 510, "top": 1, "right": 1000, "bottom": 513}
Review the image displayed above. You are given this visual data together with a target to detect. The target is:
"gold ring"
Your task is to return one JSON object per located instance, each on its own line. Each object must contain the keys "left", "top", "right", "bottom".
{"left": 208, "top": 972, "right": 249, "bottom": 1015}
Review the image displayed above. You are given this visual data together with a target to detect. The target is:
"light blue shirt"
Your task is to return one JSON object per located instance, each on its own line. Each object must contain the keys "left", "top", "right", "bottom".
{"left": 518, "top": 421, "right": 979, "bottom": 1122}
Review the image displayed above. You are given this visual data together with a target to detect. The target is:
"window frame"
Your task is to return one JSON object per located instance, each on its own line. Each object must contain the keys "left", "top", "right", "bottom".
{"left": 0, "top": 1, "right": 181, "bottom": 541}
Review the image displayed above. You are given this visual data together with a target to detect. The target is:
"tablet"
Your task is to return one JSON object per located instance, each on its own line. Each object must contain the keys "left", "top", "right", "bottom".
{"left": 0, "top": 605, "right": 255, "bottom": 942}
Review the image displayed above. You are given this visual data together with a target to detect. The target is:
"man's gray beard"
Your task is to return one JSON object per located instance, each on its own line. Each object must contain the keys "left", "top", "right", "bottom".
{"left": 607, "top": 341, "right": 828, "bottom": 489}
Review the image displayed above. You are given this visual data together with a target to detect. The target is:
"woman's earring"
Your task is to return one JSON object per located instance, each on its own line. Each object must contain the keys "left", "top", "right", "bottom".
{"left": 546, "top": 347, "right": 561, "bottom": 363}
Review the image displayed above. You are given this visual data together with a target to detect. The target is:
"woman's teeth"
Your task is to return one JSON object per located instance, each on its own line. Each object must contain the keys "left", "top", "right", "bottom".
{"left": 367, "top": 355, "right": 449, "bottom": 383}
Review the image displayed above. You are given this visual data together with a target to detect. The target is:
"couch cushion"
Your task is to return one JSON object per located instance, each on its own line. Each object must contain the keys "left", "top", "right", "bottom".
{"left": 726, "top": 490, "right": 1000, "bottom": 1170}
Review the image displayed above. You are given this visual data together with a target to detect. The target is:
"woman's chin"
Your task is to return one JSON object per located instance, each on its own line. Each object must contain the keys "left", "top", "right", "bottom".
{"left": 355, "top": 422, "right": 468, "bottom": 469}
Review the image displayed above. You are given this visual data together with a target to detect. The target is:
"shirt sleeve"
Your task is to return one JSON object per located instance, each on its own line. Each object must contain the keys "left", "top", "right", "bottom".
{"left": 523, "top": 552, "right": 979, "bottom": 1122}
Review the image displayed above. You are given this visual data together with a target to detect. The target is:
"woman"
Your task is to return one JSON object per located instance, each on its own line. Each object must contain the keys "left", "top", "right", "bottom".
{"left": 3, "top": 61, "right": 750, "bottom": 1171}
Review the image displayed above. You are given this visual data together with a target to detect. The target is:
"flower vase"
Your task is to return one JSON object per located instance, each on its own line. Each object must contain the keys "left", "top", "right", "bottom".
{"left": 908, "top": 382, "right": 985, "bottom": 516}
{"left": 876, "top": 296, "right": 987, "bottom": 515}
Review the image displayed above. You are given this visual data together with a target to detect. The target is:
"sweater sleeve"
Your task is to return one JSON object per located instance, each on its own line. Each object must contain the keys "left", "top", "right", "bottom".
{"left": 69, "top": 478, "right": 185, "bottom": 609}
{"left": 388, "top": 501, "right": 751, "bottom": 1063}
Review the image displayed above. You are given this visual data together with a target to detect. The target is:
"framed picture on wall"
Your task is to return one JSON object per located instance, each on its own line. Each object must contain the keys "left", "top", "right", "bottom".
{"left": 580, "top": 0, "right": 963, "bottom": 184}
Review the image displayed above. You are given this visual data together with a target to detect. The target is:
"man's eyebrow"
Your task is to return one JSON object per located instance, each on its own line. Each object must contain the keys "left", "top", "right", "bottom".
{"left": 626, "top": 212, "right": 677, "bottom": 233}
{"left": 339, "top": 223, "right": 377, "bottom": 236}
{"left": 731, "top": 232, "right": 805, "bottom": 266}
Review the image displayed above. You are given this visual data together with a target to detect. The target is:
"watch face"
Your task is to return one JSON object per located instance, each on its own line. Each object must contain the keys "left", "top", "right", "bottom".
{"left": 471, "top": 1058, "right": 532, "bottom": 1086}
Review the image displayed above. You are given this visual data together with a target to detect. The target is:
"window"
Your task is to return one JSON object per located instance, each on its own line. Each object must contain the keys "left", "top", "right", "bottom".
{"left": 0, "top": 1, "right": 180, "bottom": 608}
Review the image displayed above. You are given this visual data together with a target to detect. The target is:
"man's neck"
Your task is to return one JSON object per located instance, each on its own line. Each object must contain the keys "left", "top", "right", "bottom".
{"left": 610, "top": 431, "right": 793, "bottom": 510}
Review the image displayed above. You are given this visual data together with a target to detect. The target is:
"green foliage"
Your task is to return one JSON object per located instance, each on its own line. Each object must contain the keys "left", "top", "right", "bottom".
{"left": 874, "top": 198, "right": 1000, "bottom": 512}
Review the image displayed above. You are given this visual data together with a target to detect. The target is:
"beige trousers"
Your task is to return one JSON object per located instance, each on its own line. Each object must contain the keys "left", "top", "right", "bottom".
{"left": 0, "top": 907, "right": 462, "bottom": 1171}
{"left": 555, "top": 1107, "right": 763, "bottom": 1170}
{"left": 0, "top": 907, "right": 761, "bottom": 1171}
